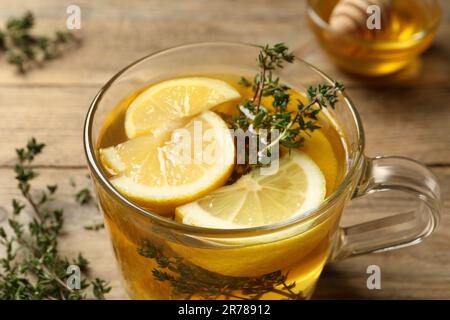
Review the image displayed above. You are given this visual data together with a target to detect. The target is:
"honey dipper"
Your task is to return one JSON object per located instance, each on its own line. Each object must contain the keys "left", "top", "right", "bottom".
{"left": 329, "top": 0, "right": 392, "bottom": 34}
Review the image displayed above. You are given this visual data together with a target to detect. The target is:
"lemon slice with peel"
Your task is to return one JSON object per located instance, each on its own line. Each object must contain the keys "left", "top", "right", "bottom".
{"left": 176, "top": 150, "right": 326, "bottom": 228}
{"left": 124, "top": 77, "right": 241, "bottom": 139}
{"left": 107, "top": 111, "right": 235, "bottom": 215}
{"left": 99, "top": 132, "right": 171, "bottom": 175}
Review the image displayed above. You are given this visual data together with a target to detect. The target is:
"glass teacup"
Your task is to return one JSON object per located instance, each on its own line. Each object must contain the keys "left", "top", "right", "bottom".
{"left": 84, "top": 42, "right": 441, "bottom": 299}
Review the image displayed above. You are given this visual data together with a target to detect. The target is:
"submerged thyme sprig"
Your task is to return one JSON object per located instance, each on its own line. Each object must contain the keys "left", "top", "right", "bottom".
{"left": 0, "top": 138, "right": 110, "bottom": 299}
{"left": 0, "top": 11, "right": 80, "bottom": 73}
{"left": 229, "top": 43, "right": 344, "bottom": 169}
{"left": 139, "top": 241, "right": 304, "bottom": 300}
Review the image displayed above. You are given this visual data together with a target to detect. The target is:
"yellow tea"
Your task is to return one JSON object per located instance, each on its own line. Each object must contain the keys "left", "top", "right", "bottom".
{"left": 95, "top": 71, "right": 348, "bottom": 299}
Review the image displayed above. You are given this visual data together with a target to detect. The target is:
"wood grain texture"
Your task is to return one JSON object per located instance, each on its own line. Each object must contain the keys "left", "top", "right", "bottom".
{"left": 0, "top": 0, "right": 448, "bottom": 87}
{"left": 0, "top": 0, "right": 449, "bottom": 299}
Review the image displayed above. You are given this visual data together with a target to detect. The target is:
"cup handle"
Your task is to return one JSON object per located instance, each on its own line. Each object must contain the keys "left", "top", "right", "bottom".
{"left": 330, "top": 156, "right": 441, "bottom": 261}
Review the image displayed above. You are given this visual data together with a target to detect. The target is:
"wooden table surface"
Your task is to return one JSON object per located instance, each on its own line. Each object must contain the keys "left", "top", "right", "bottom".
{"left": 0, "top": 0, "right": 449, "bottom": 299}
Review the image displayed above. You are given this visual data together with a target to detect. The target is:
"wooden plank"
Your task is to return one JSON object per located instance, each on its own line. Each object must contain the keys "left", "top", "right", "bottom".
{"left": 351, "top": 87, "right": 450, "bottom": 164}
{"left": 0, "top": 86, "right": 98, "bottom": 167}
{"left": 0, "top": 166, "right": 449, "bottom": 299}
{"left": 0, "top": 0, "right": 447, "bottom": 87}
{"left": 1, "top": 86, "right": 449, "bottom": 167}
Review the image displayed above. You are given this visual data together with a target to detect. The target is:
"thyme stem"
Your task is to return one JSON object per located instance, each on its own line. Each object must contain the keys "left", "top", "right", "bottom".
{"left": 230, "top": 43, "right": 345, "bottom": 171}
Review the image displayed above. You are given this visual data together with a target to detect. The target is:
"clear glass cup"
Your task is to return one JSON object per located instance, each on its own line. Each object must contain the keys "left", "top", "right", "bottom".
{"left": 84, "top": 42, "right": 441, "bottom": 299}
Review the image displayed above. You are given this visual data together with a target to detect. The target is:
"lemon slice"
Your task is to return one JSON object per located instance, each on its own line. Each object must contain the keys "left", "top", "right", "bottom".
{"left": 124, "top": 77, "right": 241, "bottom": 139}
{"left": 108, "top": 111, "right": 235, "bottom": 215}
{"left": 176, "top": 150, "right": 326, "bottom": 228}
{"left": 99, "top": 132, "right": 170, "bottom": 175}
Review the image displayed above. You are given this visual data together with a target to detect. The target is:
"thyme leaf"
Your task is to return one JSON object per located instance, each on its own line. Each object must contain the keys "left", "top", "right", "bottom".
{"left": 75, "top": 188, "right": 93, "bottom": 206}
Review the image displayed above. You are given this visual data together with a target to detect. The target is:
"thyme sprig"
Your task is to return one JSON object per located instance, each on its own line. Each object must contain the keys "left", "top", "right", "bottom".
{"left": 139, "top": 241, "right": 304, "bottom": 300}
{"left": 0, "top": 11, "right": 80, "bottom": 73}
{"left": 0, "top": 138, "right": 110, "bottom": 299}
{"left": 230, "top": 43, "right": 344, "bottom": 168}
